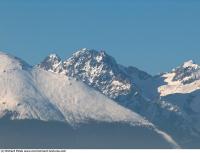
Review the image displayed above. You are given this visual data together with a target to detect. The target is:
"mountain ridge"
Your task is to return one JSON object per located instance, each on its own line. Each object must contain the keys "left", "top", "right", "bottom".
{"left": 38, "top": 48, "right": 200, "bottom": 147}
{"left": 0, "top": 51, "right": 155, "bottom": 127}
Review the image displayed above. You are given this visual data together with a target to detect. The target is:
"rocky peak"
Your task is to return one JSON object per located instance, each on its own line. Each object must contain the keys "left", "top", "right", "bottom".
{"left": 172, "top": 60, "right": 200, "bottom": 84}
{"left": 38, "top": 48, "right": 151, "bottom": 101}
{"left": 67, "top": 48, "right": 117, "bottom": 68}
{"left": 182, "top": 60, "right": 198, "bottom": 69}
{"left": 38, "top": 53, "right": 63, "bottom": 73}
{"left": 63, "top": 48, "right": 133, "bottom": 99}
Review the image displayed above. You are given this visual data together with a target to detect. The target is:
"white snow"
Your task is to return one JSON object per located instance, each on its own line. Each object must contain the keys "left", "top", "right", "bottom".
{"left": 157, "top": 60, "right": 200, "bottom": 96}
{"left": 158, "top": 71, "right": 200, "bottom": 96}
{"left": 158, "top": 72, "right": 182, "bottom": 96}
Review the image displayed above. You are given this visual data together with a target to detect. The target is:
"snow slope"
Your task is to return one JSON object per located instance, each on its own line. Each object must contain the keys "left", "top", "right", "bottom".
{"left": 0, "top": 52, "right": 65, "bottom": 121}
{"left": 32, "top": 68, "right": 151, "bottom": 126}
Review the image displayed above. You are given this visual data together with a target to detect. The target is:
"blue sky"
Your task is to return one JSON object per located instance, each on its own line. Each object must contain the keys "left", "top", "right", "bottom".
{"left": 0, "top": 0, "right": 200, "bottom": 74}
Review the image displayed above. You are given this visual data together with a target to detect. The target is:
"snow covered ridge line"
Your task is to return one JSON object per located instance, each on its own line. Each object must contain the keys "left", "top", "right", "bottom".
{"left": 38, "top": 48, "right": 152, "bottom": 108}
{"left": 38, "top": 48, "right": 200, "bottom": 97}
{"left": 0, "top": 51, "right": 153, "bottom": 127}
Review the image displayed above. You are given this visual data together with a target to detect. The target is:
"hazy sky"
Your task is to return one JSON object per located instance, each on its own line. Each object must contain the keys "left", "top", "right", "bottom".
{"left": 0, "top": 0, "right": 200, "bottom": 74}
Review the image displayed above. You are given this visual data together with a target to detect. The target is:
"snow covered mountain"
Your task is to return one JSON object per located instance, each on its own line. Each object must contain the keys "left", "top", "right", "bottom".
{"left": 0, "top": 51, "right": 180, "bottom": 148}
{"left": 155, "top": 60, "right": 200, "bottom": 146}
{"left": 39, "top": 48, "right": 152, "bottom": 114}
{"left": 0, "top": 51, "right": 150, "bottom": 125}
{"left": 158, "top": 60, "right": 200, "bottom": 96}
{"left": 133, "top": 59, "right": 200, "bottom": 147}
{"left": 38, "top": 48, "right": 200, "bottom": 148}
{"left": 39, "top": 49, "right": 140, "bottom": 99}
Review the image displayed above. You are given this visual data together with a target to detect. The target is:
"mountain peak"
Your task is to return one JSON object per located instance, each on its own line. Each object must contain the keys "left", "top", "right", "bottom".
{"left": 67, "top": 48, "right": 118, "bottom": 70}
{"left": 48, "top": 53, "right": 61, "bottom": 60}
{"left": 162, "top": 60, "right": 200, "bottom": 85}
{"left": 72, "top": 48, "right": 90, "bottom": 56}
{"left": 38, "top": 48, "right": 152, "bottom": 101}
{"left": 63, "top": 49, "right": 131, "bottom": 99}
{"left": 71, "top": 48, "right": 109, "bottom": 61}
{"left": 72, "top": 48, "right": 100, "bottom": 57}
{"left": 38, "top": 53, "right": 62, "bottom": 73}
{"left": 182, "top": 60, "right": 198, "bottom": 69}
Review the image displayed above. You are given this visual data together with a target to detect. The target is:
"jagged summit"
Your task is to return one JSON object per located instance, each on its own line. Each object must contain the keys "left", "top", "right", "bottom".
{"left": 158, "top": 60, "right": 200, "bottom": 96}
{"left": 182, "top": 60, "right": 198, "bottom": 69}
{"left": 168, "top": 60, "right": 200, "bottom": 85}
{"left": 38, "top": 48, "right": 150, "bottom": 101}
{"left": 68, "top": 48, "right": 118, "bottom": 69}
{"left": 63, "top": 48, "right": 133, "bottom": 99}
{"left": 48, "top": 53, "right": 61, "bottom": 60}
{"left": 38, "top": 53, "right": 63, "bottom": 73}
{"left": 173, "top": 59, "right": 199, "bottom": 71}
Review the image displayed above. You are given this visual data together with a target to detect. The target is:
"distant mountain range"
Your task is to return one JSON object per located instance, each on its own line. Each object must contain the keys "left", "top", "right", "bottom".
{"left": 1, "top": 48, "right": 200, "bottom": 148}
